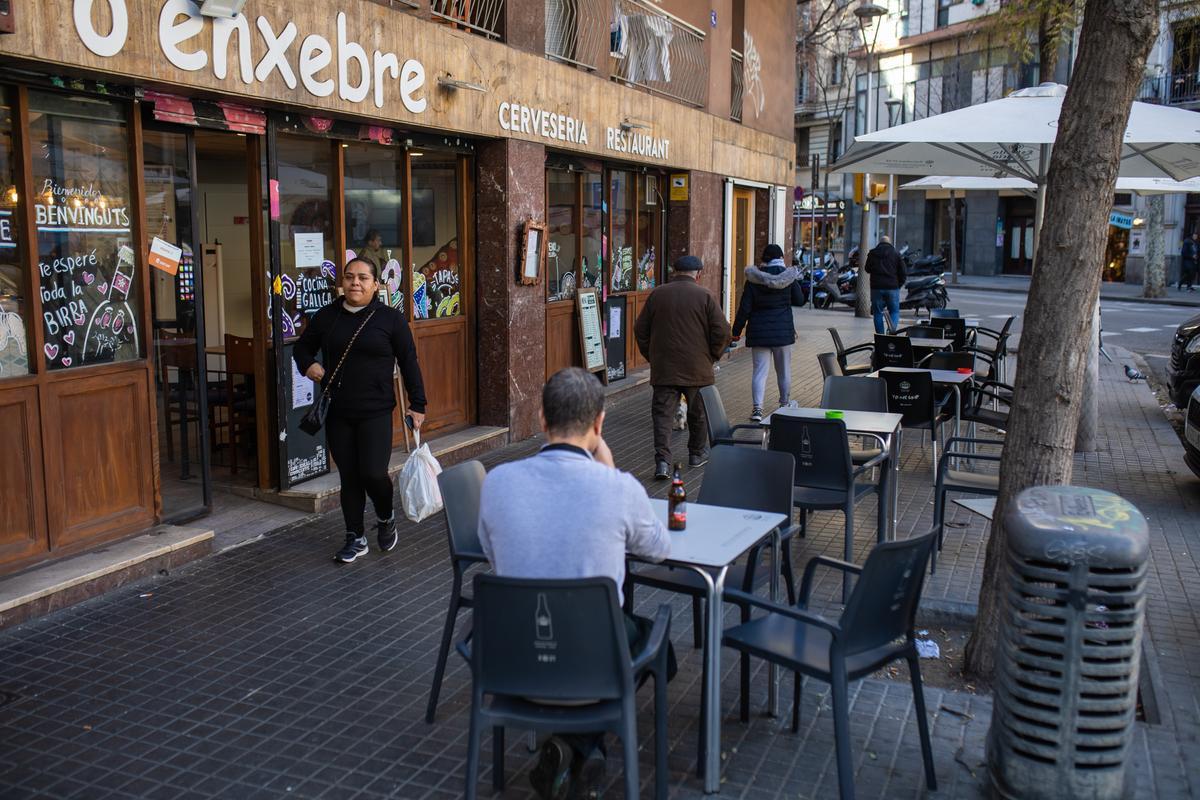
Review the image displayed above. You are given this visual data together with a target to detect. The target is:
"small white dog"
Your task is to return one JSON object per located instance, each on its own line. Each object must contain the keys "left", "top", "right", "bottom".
{"left": 673, "top": 395, "right": 688, "bottom": 430}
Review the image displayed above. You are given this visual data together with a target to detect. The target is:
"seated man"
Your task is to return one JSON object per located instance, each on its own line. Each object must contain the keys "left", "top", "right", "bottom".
{"left": 479, "top": 367, "right": 674, "bottom": 800}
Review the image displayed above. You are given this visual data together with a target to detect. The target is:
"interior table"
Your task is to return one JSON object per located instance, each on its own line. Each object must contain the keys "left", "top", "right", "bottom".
{"left": 644, "top": 499, "right": 787, "bottom": 793}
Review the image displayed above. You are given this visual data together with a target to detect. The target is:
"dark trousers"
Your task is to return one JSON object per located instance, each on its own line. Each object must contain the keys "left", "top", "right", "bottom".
{"left": 1181, "top": 261, "right": 1196, "bottom": 289}
{"left": 651, "top": 385, "right": 708, "bottom": 463}
{"left": 326, "top": 413, "right": 394, "bottom": 535}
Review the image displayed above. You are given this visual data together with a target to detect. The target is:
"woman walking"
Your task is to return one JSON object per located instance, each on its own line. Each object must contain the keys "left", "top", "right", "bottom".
{"left": 731, "top": 244, "right": 803, "bottom": 421}
{"left": 294, "top": 258, "right": 427, "bottom": 564}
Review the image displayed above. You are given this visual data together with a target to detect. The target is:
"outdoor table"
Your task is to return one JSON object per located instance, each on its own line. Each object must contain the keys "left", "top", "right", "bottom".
{"left": 644, "top": 499, "right": 787, "bottom": 794}
{"left": 907, "top": 336, "right": 952, "bottom": 361}
{"left": 760, "top": 406, "right": 904, "bottom": 541}
{"left": 953, "top": 496, "right": 996, "bottom": 520}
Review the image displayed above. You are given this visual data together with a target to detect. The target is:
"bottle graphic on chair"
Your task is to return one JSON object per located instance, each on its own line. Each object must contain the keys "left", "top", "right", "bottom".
{"left": 800, "top": 425, "right": 813, "bottom": 460}
{"left": 535, "top": 594, "right": 554, "bottom": 641}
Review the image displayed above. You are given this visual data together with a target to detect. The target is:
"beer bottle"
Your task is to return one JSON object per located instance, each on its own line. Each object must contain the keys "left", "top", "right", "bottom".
{"left": 668, "top": 464, "right": 687, "bottom": 531}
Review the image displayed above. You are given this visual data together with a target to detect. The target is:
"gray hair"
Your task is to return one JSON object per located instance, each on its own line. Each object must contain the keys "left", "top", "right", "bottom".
{"left": 879, "top": 234, "right": 891, "bottom": 244}
{"left": 543, "top": 368, "right": 605, "bottom": 437}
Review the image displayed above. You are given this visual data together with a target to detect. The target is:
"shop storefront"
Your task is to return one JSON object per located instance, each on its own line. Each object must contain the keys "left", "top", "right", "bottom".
{"left": 0, "top": 0, "right": 793, "bottom": 577}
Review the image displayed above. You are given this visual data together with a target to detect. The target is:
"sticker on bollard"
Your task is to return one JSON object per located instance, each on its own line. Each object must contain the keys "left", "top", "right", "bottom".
{"left": 988, "top": 486, "right": 1148, "bottom": 800}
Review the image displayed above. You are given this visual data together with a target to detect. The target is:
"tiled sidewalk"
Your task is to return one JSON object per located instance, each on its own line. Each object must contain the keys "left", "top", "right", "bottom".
{"left": 0, "top": 307, "right": 1194, "bottom": 799}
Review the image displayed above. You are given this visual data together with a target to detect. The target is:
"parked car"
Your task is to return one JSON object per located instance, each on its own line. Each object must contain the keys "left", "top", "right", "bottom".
{"left": 1186, "top": 384, "right": 1200, "bottom": 480}
{"left": 1168, "top": 312, "right": 1200, "bottom": 409}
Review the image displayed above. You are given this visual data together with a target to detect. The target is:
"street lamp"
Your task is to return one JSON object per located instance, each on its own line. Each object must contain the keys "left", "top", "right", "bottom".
{"left": 853, "top": 1, "right": 887, "bottom": 320}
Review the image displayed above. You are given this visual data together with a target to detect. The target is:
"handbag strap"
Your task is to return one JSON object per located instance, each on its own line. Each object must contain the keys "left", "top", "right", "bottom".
{"left": 324, "top": 307, "right": 378, "bottom": 391}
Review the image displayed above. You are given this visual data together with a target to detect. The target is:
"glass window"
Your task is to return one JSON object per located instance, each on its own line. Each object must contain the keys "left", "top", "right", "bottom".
{"left": 344, "top": 142, "right": 405, "bottom": 314}
{"left": 29, "top": 91, "right": 138, "bottom": 371}
{"left": 636, "top": 176, "right": 661, "bottom": 291}
{"left": 609, "top": 170, "right": 635, "bottom": 293}
{"left": 277, "top": 134, "right": 335, "bottom": 339}
{"left": 547, "top": 169, "right": 578, "bottom": 302}
{"left": 411, "top": 153, "right": 461, "bottom": 319}
{"left": 0, "top": 88, "right": 26, "bottom": 379}
{"left": 581, "top": 171, "right": 603, "bottom": 290}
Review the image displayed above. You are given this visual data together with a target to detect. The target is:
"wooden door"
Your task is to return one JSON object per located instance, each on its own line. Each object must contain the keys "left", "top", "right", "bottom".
{"left": 732, "top": 188, "right": 755, "bottom": 311}
{"left": 545, "top": 301, "right": 582, "bottom": 380}
{"left": 0, "top": 385, "right": 48, "bottom": 566}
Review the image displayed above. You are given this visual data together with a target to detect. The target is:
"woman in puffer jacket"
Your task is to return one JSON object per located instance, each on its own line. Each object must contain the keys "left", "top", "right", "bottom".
{"left": 731, "top": 243, "right": 805, "bottom": 421}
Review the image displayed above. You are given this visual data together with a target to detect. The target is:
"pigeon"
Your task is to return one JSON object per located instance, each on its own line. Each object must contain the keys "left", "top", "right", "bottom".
{"left": 1124, "top": 365, "right": 1146, "bottom": 382}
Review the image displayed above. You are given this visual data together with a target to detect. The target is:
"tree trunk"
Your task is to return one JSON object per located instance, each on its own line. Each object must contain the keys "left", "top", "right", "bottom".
{"left": 1143, "top": 194, "right": 1166, "bottom": 298}
{"left": 964, "top": 0, "right": 1158, "bottom": 679}
{"left": 1038, "top": 11, "right": 1059, "bottom": 83}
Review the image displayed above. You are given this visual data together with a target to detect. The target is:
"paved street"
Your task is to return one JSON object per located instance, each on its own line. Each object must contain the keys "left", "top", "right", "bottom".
{"left": 0, "top": 297, "right": 1196, "bottom": 799}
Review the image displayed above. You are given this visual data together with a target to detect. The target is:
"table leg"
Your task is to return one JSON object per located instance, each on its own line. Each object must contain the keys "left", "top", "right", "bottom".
{"left": 688, "top": 565, "right": 727, "bottom": 794}
{"left": 950, "top": 385, "right": 962, "bottom": 474}
{"left": 767, "top": 528, "right": 780, "bottom": 717}
{"left": 890, "top": 432, "right": 900, "bottom": 541}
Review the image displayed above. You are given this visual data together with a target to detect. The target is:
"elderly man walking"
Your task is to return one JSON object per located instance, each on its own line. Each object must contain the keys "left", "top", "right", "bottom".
{"left": 634, "top": 254, "right": 732, "bottom": 480}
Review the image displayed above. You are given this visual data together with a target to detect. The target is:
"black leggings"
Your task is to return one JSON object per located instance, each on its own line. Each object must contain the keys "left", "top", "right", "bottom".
{"left": 326, "top": 413, "right": 394, "bottom": 535}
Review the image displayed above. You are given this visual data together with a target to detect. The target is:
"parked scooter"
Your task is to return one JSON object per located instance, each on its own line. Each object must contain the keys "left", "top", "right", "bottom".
{"left": 900, "top": 272, "right": 949, "bottom": 313}
{"left": 899, "top": 245, "right": 947, "bottom": 277}
{"left": 813, "top": 266, "right": 858, "bottom": 309}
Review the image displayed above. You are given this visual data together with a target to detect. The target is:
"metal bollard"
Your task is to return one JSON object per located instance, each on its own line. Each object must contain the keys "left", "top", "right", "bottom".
{"left": 988, "top": 485, "right": 1148, "bottom": 800}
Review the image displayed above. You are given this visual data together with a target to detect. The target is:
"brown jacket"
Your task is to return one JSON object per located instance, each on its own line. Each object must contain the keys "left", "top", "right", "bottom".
{"left": 634, "top": 275, "right": 732, "bottom": 387}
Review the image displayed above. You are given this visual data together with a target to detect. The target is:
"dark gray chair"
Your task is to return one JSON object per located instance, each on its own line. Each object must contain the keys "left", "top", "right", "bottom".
{"left": 723, "top": 531, "right": 940, "bottom": 800}
{"left": 818, "top": 351, "right": 843, "bottom": 380}
{"left": 929, "top": 316, "right": 970, "bottom": 351}
{"left": 880, "top": 369, "right": 955, "bottom": 484}
{"left": 459, "top": 576, "right": 671, "bottom": 800}
{"left": 929, "top": 308, "right": 960, "bottom": 319}
{"left": 820, "top": 376, "right": 888, "bottom": 467}
{"left": 698, "top": 385, "right": 765, "bottom": 447}
{"left": 426, "top": 460, "right": 488, "bottom": 724}
{"left": 919, "top": 350, "right": 974, "bottom": 372}
{"left": 828, "top": 328, "right": 873, "bottom": 376}
{"left": 963, "top": 315, "right": 1015, "bottom": 384}
{"left": 768, "top": 415, "right": 887, "bottom": 602}
{"left": 932, "top": 438, "right": 1002, "bottom": 573}
{"left": 871, "top": 333, "right": 916, "bottom": 370}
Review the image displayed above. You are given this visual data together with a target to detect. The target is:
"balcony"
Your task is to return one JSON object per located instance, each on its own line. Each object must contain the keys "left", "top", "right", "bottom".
{"left": 545, "top": 0, "right": 607, "bottom": 70}
{"left": 731, "top": 50, "right": 744, "bottom": 122}
{"left": 431, "top": 0, "right": 505, "bottom": 40}
{"left": 1137, "top": 73, "right": 1200, "bottom": 106}
{"left": 610, "top": 0, "right": 709, "bottom": 107}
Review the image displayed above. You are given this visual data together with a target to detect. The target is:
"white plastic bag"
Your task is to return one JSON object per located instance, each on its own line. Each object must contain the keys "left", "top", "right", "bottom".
{"left": 400, "top": 433, "right": 444, "bottom": 523}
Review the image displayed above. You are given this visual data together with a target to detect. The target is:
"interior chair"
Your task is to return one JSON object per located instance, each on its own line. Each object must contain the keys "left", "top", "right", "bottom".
{"left": 879, "top": 369, "right": 955, "bottom": 484}
{"left": 698, "top": 385, "right": 765, "bottom": 447}
{"left": 222, "top": 334, "right": 257, "bottom": 475}
{"left": 827, "top": 328, "right": 873, "bottom": 376}
{"left": 722, "top": 531, "right": 940, "bottom": 800}
{"left": 820, "top": 376, "right": 889, "bottom": 467}
{"left": 459, "top": 575, "right": 671, "bottom": 800}
{"left": 818, "top": 351, "right": 843, "bottom": 380}
{"left": 932, "top": 439, "right": 1002, "bottom": 573}
{"left": 871, "top": 333, "right": 916, "bottom": 370}
{"left": 159, "top": 329, "right": 225, "bottom": 477}
{"left": 426, "top": 460, "right": 489, "bottom": 724}
{"left": 768, "top": 415, "right": 887, "bottom": 602}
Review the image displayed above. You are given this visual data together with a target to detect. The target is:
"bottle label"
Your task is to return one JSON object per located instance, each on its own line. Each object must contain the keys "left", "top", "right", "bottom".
{"left": 670, "top": 502, "right": 686, "bottom": 524}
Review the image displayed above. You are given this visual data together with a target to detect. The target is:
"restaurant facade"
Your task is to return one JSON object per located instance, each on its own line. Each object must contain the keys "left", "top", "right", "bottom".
{"left": 0, "top": 0, "right": 795, "bottom": 576}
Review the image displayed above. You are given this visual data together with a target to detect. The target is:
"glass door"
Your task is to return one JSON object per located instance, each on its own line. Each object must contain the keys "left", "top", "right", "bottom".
{"left": 143, "top": 128, "right": 212, "bottom": 520}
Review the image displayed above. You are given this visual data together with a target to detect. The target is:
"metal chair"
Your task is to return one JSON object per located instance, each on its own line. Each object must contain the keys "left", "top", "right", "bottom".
{"left": 426, "top": 460, "right": 489, "bottom": 724}
{"left": 919, "top": 351, "right": 974, "bottom": 371}
{"left": 459, "top": 575, "right": 671, "bottom": 800}
{"left": 871, "top": 333, "right": 916, "bottom": 370}
{"left": 929, "top": 317, "right": 970, "bottom": 351}
{"left": 698, "top": 385, "right": 765, "bottom": 447}
{"left": 818, "top": 351, "right": 843, "bottom": 380}
{"left": 722, "top": 531, "right": 940, "bottom": 800}
{"left": 929, "top": 308, "right": 960, "bottom": 319}
{"left": 827, "top": 328, "right": 873, "bottom": 376}
{"left": 932, "top": 438, "right": 1002, "bottom": 573}
{"left": 768, "top": 415, "right": 887, "bottom": 602}
{"left": 879, "top": 369, "right": 955, "bottom": 484}
{"left": 820, "top": 376, "right": 888, "bottom": 467}
{"left": 964, "top": 316, "right": 1015, "bottom": 385}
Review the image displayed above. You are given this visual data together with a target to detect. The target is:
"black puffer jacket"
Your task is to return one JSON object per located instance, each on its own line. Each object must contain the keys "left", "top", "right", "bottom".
{"left": 732, "top": 261, "right": 804, "bottom": 348}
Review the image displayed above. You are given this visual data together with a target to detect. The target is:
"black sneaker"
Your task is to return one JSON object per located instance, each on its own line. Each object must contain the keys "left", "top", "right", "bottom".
{"left": 334, "top": 533, "right": 368, "bottom": 563}
{"left": 529, "top": 736, "right": 573, "bottom": 800}
{"left": 688, "top": 451, "right": 709, "bottom": 468}
{"left": 654, "top": 460, "right": 670, "bottom": 480}
{"left": 377, "top": 516, "right": 398, "bottom": 553}
{"left": 750, "top": 406, "right": 764, "bottom": 422}
{"left": 571, "top": 747, "right": 607, "bottom": 799}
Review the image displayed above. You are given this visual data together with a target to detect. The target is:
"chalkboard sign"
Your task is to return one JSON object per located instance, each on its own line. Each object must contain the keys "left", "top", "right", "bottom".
{"left": 282, "top": 342, "right": 329, "bottom": 486}
{"left": 576, "top": 287, "right": 606, "bottom": 376}
{"left": 604, "top": 294, "right": 627, "bottom": 383}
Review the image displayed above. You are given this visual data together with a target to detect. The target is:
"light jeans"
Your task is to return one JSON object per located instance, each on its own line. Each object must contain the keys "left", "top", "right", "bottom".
{"left": 751, "top": 346, "right": 792, "bottom": 409}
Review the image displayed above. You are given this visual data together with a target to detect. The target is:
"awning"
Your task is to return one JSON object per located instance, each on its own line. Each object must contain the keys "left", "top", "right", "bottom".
{"left": 144, "top": 91, "right": 267, "bottom": 135}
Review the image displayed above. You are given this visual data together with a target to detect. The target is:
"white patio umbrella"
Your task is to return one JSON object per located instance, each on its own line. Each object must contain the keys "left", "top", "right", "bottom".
{"left": 899, "top": 175, "right": 1200, "bottom": 195}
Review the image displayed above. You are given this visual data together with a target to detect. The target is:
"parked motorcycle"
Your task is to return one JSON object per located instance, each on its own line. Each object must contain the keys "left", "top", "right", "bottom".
{"left": 900, "top": 246, "right": 947, "bottom": 277}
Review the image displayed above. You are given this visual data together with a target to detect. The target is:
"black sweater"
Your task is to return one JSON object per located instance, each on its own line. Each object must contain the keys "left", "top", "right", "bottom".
{"left": 293, "top": 298, "right": 427, "bottom": 418}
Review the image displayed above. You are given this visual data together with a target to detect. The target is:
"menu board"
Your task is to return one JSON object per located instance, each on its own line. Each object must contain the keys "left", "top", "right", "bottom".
{"left": 281, "top": 342, "right": 329, "bottom": 485}
{"left": 576, "top": 287, "right": 606, "bottom": 375}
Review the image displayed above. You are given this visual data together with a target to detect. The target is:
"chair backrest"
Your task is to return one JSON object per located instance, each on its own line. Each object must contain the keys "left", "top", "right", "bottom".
{"left": 437, "top": 459, "right": 486, "bottom": 560}
{"left": 923, "top": 351, "right": 974, "bottom": 372}
{"left": 698, "top": 445, "right": 795, "bottom": 518}
{"left": 698, "top": 385, "right": 733, "bottom": 444}
{"left": 821, "top": 376, "right": 888, "bottom": 412}
{"left": 158, "top": 330, "right": 197, "bottom": 371}
{"left": 827, "top": 327, "right": 849, "bottom": 358}
{"left": 471, "top": 575, "right": 632, "bottom": 702}
{"left": 817, "top": 352, "right": 843, "bottom": 379}
{"left": 929, "top": 317, "right": 968, "bottom": 350}
{"left": 903, "top": 324, "right": 945, "bottom": 340}
{"left": 872, "top": 334, "right": 915, "bottom": 370}
{"left": 225, "top": 334, "right": 256, "bottom": 374}
{"left": 930, "top": 308, "right": 960, "bottom": 319}
{"left": 991, "top": 316, "right": 1015, "bottom": 357}
{"left": 768, "top": 415, "right": 853, "bottom": 492}
{"left": 880, "top": 369, "right": 937, "bottom": 427}
{"left": 839, "top": 531, "right": 937, "bottom": 656}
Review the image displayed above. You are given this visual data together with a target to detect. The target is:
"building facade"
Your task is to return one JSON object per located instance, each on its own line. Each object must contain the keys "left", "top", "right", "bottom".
{"left": 0, "top": 0, "right": 795, "bottom": 576}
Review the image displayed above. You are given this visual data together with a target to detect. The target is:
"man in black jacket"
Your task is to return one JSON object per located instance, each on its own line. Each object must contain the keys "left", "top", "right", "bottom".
{"left": 1180, "top": 231, "right": 1197, "bottom": 292}
{"left": 865, "top": 235, "right": 906, "bottom": 333}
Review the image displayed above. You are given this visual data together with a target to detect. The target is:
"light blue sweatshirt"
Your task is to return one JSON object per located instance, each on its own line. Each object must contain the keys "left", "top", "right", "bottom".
{"left": 478, "top": 445, "right": 671, "bottom": 605}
